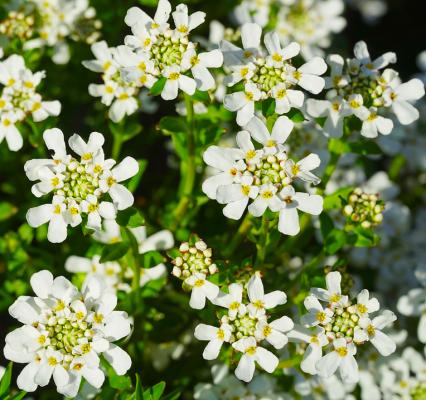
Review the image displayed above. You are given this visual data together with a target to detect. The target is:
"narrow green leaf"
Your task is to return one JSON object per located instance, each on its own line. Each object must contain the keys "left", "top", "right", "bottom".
{"left": 192, "top": 90, "right": 210, "bottom": 103}
{"left": 0, "top": 362, "right": 13, "bottom": 397}
{"left": 100, "top": 242, "right": 130, "bottom": 262}
{"left": 159, "top": 116, "right": 188, "bottom": 135}
{"left": 128, "top": 160, "right": 148, "bottom": 193}
{"left": 117, "top": 207, "right": 145, "bottom": 228}
{"left": 150, "top": 77, "right": 167, "bottom": 96}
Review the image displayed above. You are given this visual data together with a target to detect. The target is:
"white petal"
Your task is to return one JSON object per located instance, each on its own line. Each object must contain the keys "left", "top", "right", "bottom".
{"left": 30, "top": 270, "right": 53, "bottom": 299}
{"left": 255, "top": 347, "right": 279, "bottom": 373}
{"left": 278, "top": 207, "right": 300, "bottom": 236}
{"left": 235, "top": 354, "right": 255, "bottom": 383}
{"left": 103, "top": 344, "right": 132, "bottom": 375}
{"left": 113, "top": 157, "right": 139, "bottom": 182}
{"left": 316, "top": 352, "right": 340, "bottom": 378}
{"left": 194, "top": 324, "right": 218, "bottom": 340}
{"left": 109, "top": 183, "right": 134, "bottom": 210}
{"left": 370, "top": 331, "right": 396, "bottom": 356}
{"left": 203, "top": 339, "right": 223, "bottom": 360}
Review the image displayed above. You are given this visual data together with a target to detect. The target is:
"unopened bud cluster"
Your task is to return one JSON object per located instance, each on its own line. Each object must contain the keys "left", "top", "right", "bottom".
{"left": 324, "top": 303, "right": 360, "bottom": 340}
{"left": 172, "top": 239, "right": 217, "bottom": 279}
{"left": 343, "top": 188, "right": 384, "bottom": 229}
{"left": 411, "top": 382, "right": 426, "bottom": 400}
{"left": 0, "top": 11, "right": 34, "bottom": 39}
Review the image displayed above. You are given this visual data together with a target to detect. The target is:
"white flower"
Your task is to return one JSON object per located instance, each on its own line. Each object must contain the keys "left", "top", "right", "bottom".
{"left": 232, "top": 337, "right": 279, "bottom": 382}
{"left": 354, "top": 311, "right": 397, "bottom": 355}
{"left": 308, "top": 41, "right": 425, "bottom": 138}
{"left": 384, "top": 78, "right": 425, "bottom": 125}
{"left": 221, "top": 23, "right": 326, "bottom": 126}
{"left": 316, "top": 338, "right": 359, "bottom": 384}
{"left": 203, "top": 117, "right": 323, "bottom": 236}
{"left": 277, "top": 185, "right": 323, "bottom": 236}
{"left": 25, "top": 129, "right": 138, "bottom": 243}
{"left": 84, "top": 41, "right": 140, "bottom": 122}
{"left": 185, "top": 273, "right": 220, "bottom": 310}
{"left": 355, "top": 289, "right": 380, "bottom": 317}
{"left": 223, "top": 82, "right": 262, "bottom": 126}
{"left": 301, "top": 295, "right": 334, "bottom": 327}
{"left": 0, "top": 54, "right": 61, "bottom": 151}
{"left": 17, "top": 0, "right": 100, "bottom": 64}
{"left": 275, "top": 0, "right": 346, "bottom": 59}
{"left": 310, "top": 271, "right": 348, "bottom": 306}
{"left": 121, "top": 1, "right": 221, "bottom": 102}
{"left": 287, "top": 325, "right": 328, "bottom": 375}
{"left": 245, "top": 115, "right": 294, "bottom": 154}
{"left": 194, "top": 323, "right": 232, "bottom": 360}
{"left": 193, "top": 272, "right": 292, "bottom": 383}
{"left": 247, "top": 272, "right": 287, "bottom": 317}
{"left": 162, "top": 66, "right": 197, "bottom": 100}
{"left": 254, "top": 316, "right": 294, "bottom": 349}
{"left": 4, "top": 270, "right": 131, "bottom": 397}
{"left": 213, "top": 283, "right": 246, "bottom": 318}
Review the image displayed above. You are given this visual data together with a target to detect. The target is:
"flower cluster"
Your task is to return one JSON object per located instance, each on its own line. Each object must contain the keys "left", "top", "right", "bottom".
{"left": 307, "top": 41, "right": 425, "bottom": 138}
{"left": 0, "top": 54, "right": 61, "bottom": 151}
{"left": 3, "top": 270, "right": 132, "bottom": 397}
{"left": 83, "top": 41, "right": 141, "bottom": 122}
{"left": 25, "top": 128, "right": 139, "bottom": 243}
{"left": 0, "top": 0, "right": 101, "bottom": 64}
{"left": 221, "top": 22, "right": 327, "bottom": 126}
{"left": 203, "top": 116, "right": 323, "bottom": 235}
{"left": 194, "top": 272, "right": 293, "bottom": 382}
{"left": 171, "top": 239, "right": 219, "bottom": 309}
{"left": 276, "top": 0, "right": 347, "bottom": 59}
{"left": 84, "top": 0, "right": 224, "bottom": 121}
{"left": 343, "top": 188, "right": 385, "bottom": 229}
{"left": 289, "top": 271, "right": 397, "bottom": 384}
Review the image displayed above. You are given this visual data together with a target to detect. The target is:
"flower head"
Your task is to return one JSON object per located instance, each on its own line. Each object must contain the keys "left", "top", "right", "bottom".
{"left": 4, "top": 270, "right": 131, "bottom": 397}
{"left": 25, "top": 128, "right": 139, "bottom": 243}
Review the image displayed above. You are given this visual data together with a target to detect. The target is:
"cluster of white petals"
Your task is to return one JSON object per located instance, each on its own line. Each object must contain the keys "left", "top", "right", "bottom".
{"left": 3, "top": 270, "right": 132, "bottom": 397}
{"left": 0, "top": 54, "right": 61, "bottom": 151}
{"left": 221, "top": 22, "right": 327, "bottom": 126}
{"left": 1, "top": 0, "right": 101, "bottom": 64}
{"left": 203, "top": 116, "right": 323, "bottom": 235}
{"left": 25, "top": 128, "right": 139, "bottom": 243}
{"left": 194, "top": 272, "right": 292, "bottom": 382}
{"left": 307, "top": 41, "right": 425, "bottom": 139}
{"left": 289, "top": 271, "right": 397, "bottom": 384}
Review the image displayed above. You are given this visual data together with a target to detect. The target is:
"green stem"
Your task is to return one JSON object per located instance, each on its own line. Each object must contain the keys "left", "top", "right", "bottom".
{"left": 223, "top": 213, "right": 253, "bottom": 257}
{"left": 255, "top": 215, "right": 270, "bottom": 267}
{"left": 125, "top": 228, "right": 141, "bottom": 291}
{"left": 172, "top": 94, "right": 196, "bottom": 228}
{"left": 112, "top": 133, "right": 124, "bottom": 160}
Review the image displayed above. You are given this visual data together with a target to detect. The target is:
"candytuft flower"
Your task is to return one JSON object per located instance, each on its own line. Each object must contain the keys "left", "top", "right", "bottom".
{"left": 3, "top": 270, "right": 131, "bottom": 397}
{"left": 25, "top": 128, "right": 139, "bottom": 243}
{"left": 194, "top": 272, "right": 293, "bottom": 382}
{"left": 202, "top": 116, "right": 323, "bottom": 235}
{"left": 291, "top": 271, "right": 396, "bottom": 384}
{"left": 0, "top": 54, "right": 61, "bottom": 151}
{"left": 221, "top": 23, "right": 327, "bottom": 125}
{"left": 307, "top": 41, "right": 425, "bottom": 138}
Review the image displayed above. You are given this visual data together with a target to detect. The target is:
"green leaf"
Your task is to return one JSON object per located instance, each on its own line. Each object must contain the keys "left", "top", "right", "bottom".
{"left": 319, "top": 212, "right": 334, "bottom": 240}
{"left": 324, "top": 229, "right": 347, "bottom": 255}
{"left": 288, "top": 108, "right": 305, "bottom": 122}
{"left": 143, "top": 382, "right": 166, "bottom": 400}
{"left": 261, "top": 99, "right": 275, "bottom": 117}
{"left": 150, "top": 77, "right": 167, "bottom": 96}
{"left": 100, "top": 242, "right": 129, "bottom": 262}
{"left": 324, "top": 187, "right": 353, "bottom": 210}
{"left": 0, "top": 362, "right": 12, "bottom": 397}
{"left": 162, "top": 390, "right": 181, "bottom": 400}
{"left": 159, "top": 116, "right": 188, "bottom": 135}
{"left": 352, "top": 226, "right": 380, "bottom": 247}
{"left": 117, "top": 207, "right": 145, "bottom": 228}
{"left": 0, "top": 202, "right": 17, "bottom": 222}
{"left": 138, "top": 0, "right": 158, "bottom": 5}
{"left": 9, "top": 392, "right": 27, "bottom": 400}
{"left": 192, "top": 90, "right": 210, "bottom": 103}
